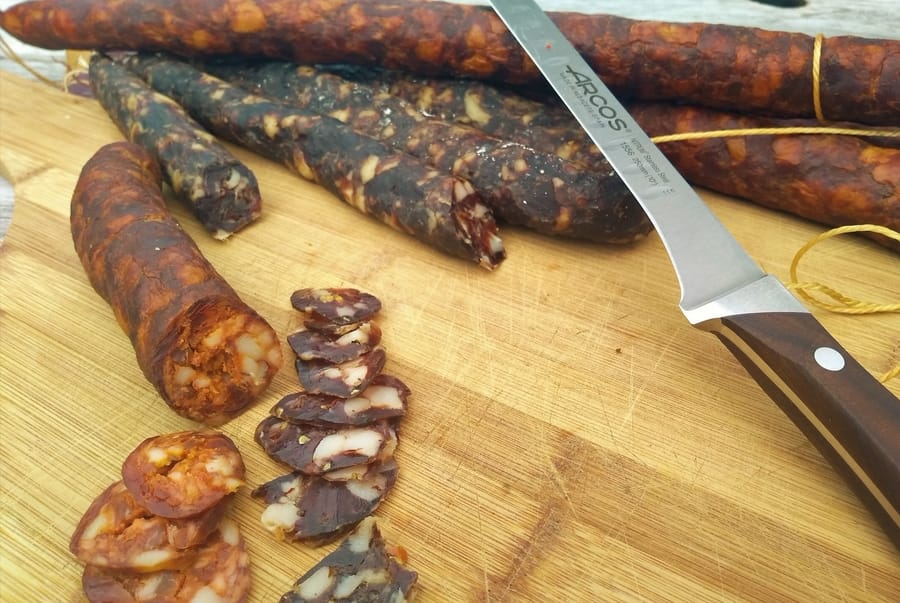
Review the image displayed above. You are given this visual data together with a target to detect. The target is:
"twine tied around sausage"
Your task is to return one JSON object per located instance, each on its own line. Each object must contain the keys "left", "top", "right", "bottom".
{"left": 651, "top": 33, "right": 900, "bottom": 143}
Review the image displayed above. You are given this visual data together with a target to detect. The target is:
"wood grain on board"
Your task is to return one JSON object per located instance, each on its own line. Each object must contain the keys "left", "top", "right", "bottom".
{"left": 0, "top": 69, "right": 898, "bottom": 602}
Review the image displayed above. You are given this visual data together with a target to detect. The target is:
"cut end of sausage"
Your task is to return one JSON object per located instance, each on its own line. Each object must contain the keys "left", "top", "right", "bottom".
{"left": 199, "top": 163, "right": 263, "bottom": 240}
{"left": 160, "top": 299, "right": 283, "bottom": 425}
{"left": 450, "top": 180, "right": 506, "bottom": 270}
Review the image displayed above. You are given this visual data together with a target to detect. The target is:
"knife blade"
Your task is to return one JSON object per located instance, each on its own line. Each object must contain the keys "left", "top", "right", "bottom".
{"left": 490, "top": 0, "right": 899, "bottom": 547}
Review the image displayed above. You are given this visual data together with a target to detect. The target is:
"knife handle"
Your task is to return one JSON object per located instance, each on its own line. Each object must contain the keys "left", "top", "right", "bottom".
{"left": 708, "top": 311, "right": 900, "bottom": 548}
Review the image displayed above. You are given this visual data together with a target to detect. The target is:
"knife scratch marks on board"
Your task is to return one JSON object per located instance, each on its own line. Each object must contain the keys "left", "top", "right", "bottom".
{"left": 620, "top": 327, "right": 682, "bottom": 430}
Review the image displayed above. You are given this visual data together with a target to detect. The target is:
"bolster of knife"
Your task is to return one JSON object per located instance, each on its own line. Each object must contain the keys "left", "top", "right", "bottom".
{"left": 710, "top": 310, "right": 900, "bottom": 548}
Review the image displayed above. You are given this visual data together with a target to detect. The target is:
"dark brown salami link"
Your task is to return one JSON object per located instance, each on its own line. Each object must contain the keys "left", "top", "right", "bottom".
{"left": 289, "top": 287, "right": 382, "bottom": 330}
{"left": 81, "top": 518, "right": 251, "bottom": 603}
{"left": 255, "top": 416, "right": 397, "bottom": 475}
{"left": 252, "top": 458, "right": 399, "bottom": 545}
{"left": 121, "top": 54, "right": 505, "bottom": 270}
{"left": 69, "top": 481, "right": 225, "bottom": 572}
{"left": 121, "top": 431, "right": 246, "bottom": 519}
{"left": 626, "top": 103, "right": 900, "bottom": 247}
{"left": 88, "top": 53, "right": 262, "bottom": 240}
{"left": 329, "top": 65, "right": 610, "bottom": 175}
{"left": 70, "top": 142, "right": 283, "bottom": 424}
{"left": 208, "top": 61, "right": 650, "bottom": 242}
{"left": 1, "top": 1, "right": 897, "bottom": 125}
{"left": 296, "top": 347, "right": 387, "bottom": 398}
{"left": 279, "top": 516, "right": 418, "bottom": 603}
{"left": 272, "top": 374, "right": 410, "bottom": 427}
{"left": 352, "top": 68, "right": 900, "bottom": 248}
{"left": 288, "top": 322, "right": 382, "bottom": 364}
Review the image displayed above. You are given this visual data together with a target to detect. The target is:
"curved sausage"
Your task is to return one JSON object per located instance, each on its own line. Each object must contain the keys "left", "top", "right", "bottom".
{"left": 2, "top": 0, "right": 897, "bottom": 125}
{"left": 209, "top": 61, "right": 651, "bottom": 242}
{"left": 121, "top": 431, "right": 245, "bottom": 519}
{"left": 70, "top": 141, "right": 283, "bottom": 424}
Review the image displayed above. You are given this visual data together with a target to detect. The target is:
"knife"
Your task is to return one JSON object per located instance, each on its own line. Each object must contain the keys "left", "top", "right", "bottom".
{"left": 489, "top": 0, "right": 899, "bottom": 547}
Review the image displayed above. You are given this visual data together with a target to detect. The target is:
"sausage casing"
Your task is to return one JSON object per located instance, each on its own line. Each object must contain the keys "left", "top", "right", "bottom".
{"left": 70, "top": 141, "right": 283, "bottom": 424}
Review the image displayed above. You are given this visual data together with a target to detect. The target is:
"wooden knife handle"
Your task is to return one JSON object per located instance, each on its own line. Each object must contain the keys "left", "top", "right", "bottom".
{"left": 711, "top": 311, "right": 900, "bottom": 548}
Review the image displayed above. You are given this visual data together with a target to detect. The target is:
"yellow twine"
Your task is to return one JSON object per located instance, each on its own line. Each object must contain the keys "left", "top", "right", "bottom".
{"left": 785, "top": 224, "right": 900, "bottom": 383}
{"left": 813, "top": 33, "right": 826, "bottom": 123}
{"left": 651, "top": 124, "right": 900, "bottom": 144}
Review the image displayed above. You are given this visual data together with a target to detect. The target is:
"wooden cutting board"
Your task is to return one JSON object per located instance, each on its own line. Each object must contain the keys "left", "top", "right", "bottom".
{"left": 0, "top": 71, "right": 897, "bottom": 602}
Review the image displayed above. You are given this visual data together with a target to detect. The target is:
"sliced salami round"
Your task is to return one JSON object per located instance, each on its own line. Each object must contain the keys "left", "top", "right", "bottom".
{"left": 252, "top": 459, "right": 399, "bottom": 545}
{"left": 69, "top": 481, "right": 225, "bottom": 572}
{"left": 279, "top": 516, "right": 418, "bottom": 603}
{"left": 81, "top": 518, "right": 251, "bottom": 603}
{"left": 290, "top": 288, "right": 382, "bottom": 331}
{"left": 287, "top": 321, "right": 382, "bottom": 363}
{"left": 122, "top": 430, "right": 245, "bottom": 519}
{"left": 271, "top": 374, "right": 410, "bottom": 427}
{"left": 255, "top": 416, "right": 397, "bottom": 475}
{"left": 295, "top": 347, "right": 386, "bottom": 398}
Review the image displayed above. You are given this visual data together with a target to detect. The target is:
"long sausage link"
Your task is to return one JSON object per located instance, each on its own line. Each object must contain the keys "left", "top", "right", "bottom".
{"left": 207, "top": 61, "right": 651, "bottom": 243}
{"left": 1, "top": 0, "right": 897, "bottom": 125}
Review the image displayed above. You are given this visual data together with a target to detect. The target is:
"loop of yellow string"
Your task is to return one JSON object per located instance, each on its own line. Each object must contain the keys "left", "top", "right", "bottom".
{"left": 785, "top": 224, "right": 900, "bottom": 383}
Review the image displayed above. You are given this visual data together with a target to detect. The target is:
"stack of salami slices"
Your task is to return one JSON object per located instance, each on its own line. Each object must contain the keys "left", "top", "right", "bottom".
{"left": 253, "top": 287, "right": 411, "bottom": 544}
{"left": 68, "top": 430, "right": 251, "bottom": 602}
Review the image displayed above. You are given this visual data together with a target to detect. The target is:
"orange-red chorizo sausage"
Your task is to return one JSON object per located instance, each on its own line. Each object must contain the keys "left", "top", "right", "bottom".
{"left": 70, "top": 141, "right": 283, "bottom": 424}
{"left": 1, "top": 0, "right": 897, "bottom": 125}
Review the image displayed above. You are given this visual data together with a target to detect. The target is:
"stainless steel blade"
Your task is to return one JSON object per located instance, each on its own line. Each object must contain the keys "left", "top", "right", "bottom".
{"left": 489, "top": 0, "right": 796, "bottom": 318}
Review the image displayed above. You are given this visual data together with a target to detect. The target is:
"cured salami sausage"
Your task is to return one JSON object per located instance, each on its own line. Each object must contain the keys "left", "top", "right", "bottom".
{"left": 255, "top": 416, "right": 397, "bottom": 475}
{"left": 70, "top": 142, "right": 283, "bottom": 424}
{"left": 69, "top": 481, "right": 225, "bottom": 572}
{"left": 121, "top": 53, "right": 505, "bottom": 269}
{"left": 271, "top": 374, "right": 410, "bottom": 427}
{"left": 89, "top": 53, "right": 262, "bottom": 240}
{"left": 1, "top": 0, "right": 897, "bottom": 125}
{"left": 209, "top": 61, "right": 650, "bottom": 242}
{"left": 329, "top": 65, "right": 609, "bottom": 174}
{"left": 121, "top": 431, "right": 246, "bottom": 519}
{"left": 355, "top": 68, "right": 900, "bottom": 246}
{"left": 279, "top": 516, "right": 418, "bottom": 603}
{"left": 253, "top": 459, "right": 399, "bottom": 544}
{"left": 80, "top": 518, "right": 251, "bottom": 603}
